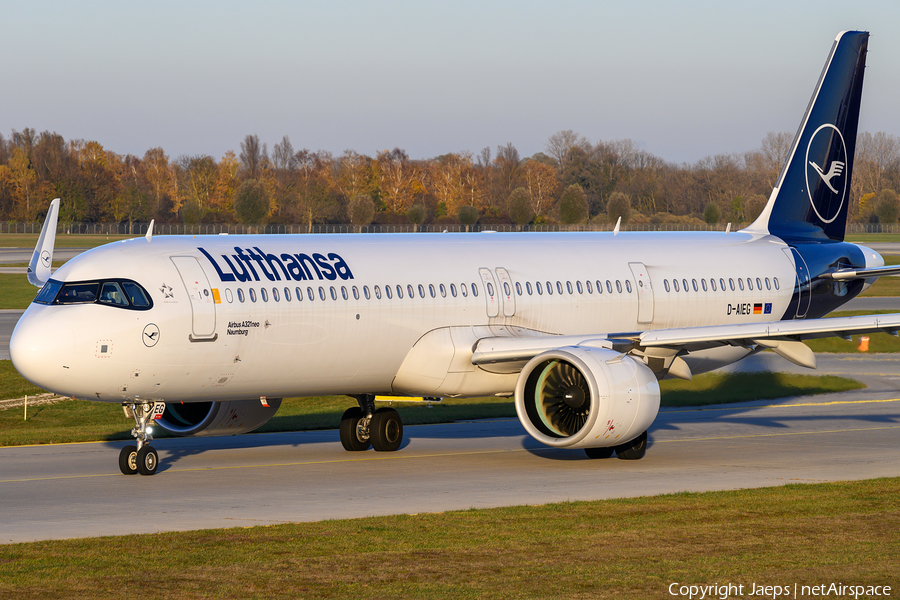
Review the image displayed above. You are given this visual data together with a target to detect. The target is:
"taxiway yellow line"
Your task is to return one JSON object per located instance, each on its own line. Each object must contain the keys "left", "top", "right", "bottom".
{"left": 1, "top": 424, "right": 898, "bottom": 484}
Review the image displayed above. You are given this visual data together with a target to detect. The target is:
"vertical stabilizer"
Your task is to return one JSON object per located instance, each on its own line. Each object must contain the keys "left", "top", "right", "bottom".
{"left": 27, "top": 198, "right": 60, "bottom": 287}
{"left": 745, "top": 31, "right": 868, "bottom": 242}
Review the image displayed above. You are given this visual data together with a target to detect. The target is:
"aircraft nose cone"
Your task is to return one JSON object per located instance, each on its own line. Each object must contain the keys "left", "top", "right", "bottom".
{"left": 10, "top": 308, "right": 75, "bottom": 394}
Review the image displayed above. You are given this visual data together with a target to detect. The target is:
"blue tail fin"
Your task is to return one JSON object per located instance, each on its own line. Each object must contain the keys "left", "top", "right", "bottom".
{"left": 745, "top": 31, "right": 868, "bottom": 242}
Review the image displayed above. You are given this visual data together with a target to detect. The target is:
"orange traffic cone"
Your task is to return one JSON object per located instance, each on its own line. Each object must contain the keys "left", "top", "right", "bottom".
{"left": 858, "top": 336, "right": 870, "bottom": 352}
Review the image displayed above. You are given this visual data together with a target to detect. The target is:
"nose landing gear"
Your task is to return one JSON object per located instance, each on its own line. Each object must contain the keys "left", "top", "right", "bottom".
{"left": 119, "top": 402, "right": 161, "bottom": 476}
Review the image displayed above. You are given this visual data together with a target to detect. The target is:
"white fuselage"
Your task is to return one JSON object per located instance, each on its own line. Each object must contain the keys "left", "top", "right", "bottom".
{"left": 11, "top": 230, "right": 799, "bottom": 404}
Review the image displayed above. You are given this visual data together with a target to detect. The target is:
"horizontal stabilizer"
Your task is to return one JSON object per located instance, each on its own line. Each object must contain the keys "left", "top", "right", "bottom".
{"left": 819, "top": 264, "right": 900, "bottom": 280}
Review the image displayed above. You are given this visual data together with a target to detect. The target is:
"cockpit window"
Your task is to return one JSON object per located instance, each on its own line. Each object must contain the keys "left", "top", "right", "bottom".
{"left": 122, "top": 281, "right": 151, "bottom": 307}
{"left": 99, "top": 282, "right": 129, "bottom": 306}
{"left": 57, "top": 282, "right": 100, "bottom": 304}
{"left": 34, "top": 280, "right": 64, "bottom": 304}
{"left": 33, "top": 278, "right": 153, "bottom": 310}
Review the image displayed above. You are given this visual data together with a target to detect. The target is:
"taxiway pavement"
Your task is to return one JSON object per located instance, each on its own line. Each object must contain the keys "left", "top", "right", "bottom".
{"left": 1, "top": 371, "right": 898, "bottom": 544}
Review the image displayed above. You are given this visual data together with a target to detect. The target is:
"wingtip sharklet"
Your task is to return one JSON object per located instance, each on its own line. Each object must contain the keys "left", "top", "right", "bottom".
{"left": 27, "top": 198, "right": 60, "bottom": 288}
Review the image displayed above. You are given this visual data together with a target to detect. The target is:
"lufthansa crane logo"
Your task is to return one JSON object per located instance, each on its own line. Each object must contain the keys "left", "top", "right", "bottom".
{"left": 142, "top": 323, "right": 160, "bottom": 347}
{"left": 805, "top": 123, "right": 847, "bottom": 224}
{"left": 40, "top": 250, "right": 51, "bottom": 269}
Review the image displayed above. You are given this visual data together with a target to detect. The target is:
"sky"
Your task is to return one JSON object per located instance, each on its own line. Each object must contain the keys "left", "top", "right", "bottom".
{"left": 4, "top": 0, "right": 900, "bottom": 165}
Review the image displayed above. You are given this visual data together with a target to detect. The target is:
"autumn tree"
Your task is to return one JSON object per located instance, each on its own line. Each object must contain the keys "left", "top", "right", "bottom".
{"left": 558, "top": 184, "right": 588, "bottom": 225}
{"left": 176, "top": 155, "right": 218, "bottom": 223}
{"left": 349, "top": 194, "right": 375, "bottom": 231}
{"left": 606, "top": 191, "right": 632, "bottom": 224}
{"left": 376, "top": 148, "right": 421, "bottom": 213}
{"left": 406, "top": 204, "right": 426, "bottom": 231}
{"left": 493, "top": 143, "right": 521, "bottom": 212}
{"left": 234, "top": 179, "right": 270, "bottom": 224}
{"left": 521, "top": 159, "right": 559, "bottom": 219}
{"left": 428, "top": 152, "right": 479, "bottom": 217}
{"left": 142, "top": 148, "right": 176, "bottom": 221}
{"left": 546, "top": 130, "right": 590, "bottom": 171}
{"left": 294, "top": 150, "right": 337, "bottom": 231}
{"left": 239, "top": 134, "right": 268, "bottom": 180}
{"left": 507, "top": 187, "right": 534, "bottom": 227}
{"left": 703, "top": 202, "right": 721, "bottom": 224}
{"left": 874, "top": 188, "right": 900, "bottom": 224}
{"left": 458, "top": 205, "right": 479, "bottom": 231}
{"left": 335, "top": 150, "right": 374, "bottom": 203}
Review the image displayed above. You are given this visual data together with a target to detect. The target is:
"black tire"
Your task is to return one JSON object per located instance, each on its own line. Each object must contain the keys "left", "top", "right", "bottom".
{"left": 615, "top": 431, "right": 648, "bottom": 460}
{"left": 584, "top": 446, "right": 615, "bottom": 459}
{"left": 370, "top": 407, "right": 403, "bottom": 452}
{"left": 340, "top": 407, "right": 371, "bottom": 451}
{"left": 136, "top": 446, "right": 159, "bottom": 475}
{"left": 119, "top": 445, "right": 138, "bottom": 475}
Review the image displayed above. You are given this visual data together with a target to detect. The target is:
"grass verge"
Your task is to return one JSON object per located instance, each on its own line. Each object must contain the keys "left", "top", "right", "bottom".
{"left": 0, "top": 274, "right": 39, "bottom": 309}
{"left": 0, "top": 233, "right": 132, "bottom": 248}
{"left": 0, "top": 362, "right": 864, "bottom": 447}
{"left": 0, "top": 478, "right": 896, "bottom": 599}
{"left": 658, "top": 371, "right": 863, "bottom": 407}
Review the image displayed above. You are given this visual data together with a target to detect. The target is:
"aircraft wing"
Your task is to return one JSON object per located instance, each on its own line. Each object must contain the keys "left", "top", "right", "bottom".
{"left": 471, "top": 313, "right": 900, "bottom": 376}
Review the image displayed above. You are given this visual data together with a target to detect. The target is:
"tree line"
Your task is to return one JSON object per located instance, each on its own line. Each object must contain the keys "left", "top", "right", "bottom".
{"left": 1, "top": 128, "right": 898, "bottom": 229}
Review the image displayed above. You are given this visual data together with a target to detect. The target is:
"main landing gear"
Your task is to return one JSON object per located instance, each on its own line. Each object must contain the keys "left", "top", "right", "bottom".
{"left": 340, "top": 394, "right": 403, "bottom": 452}
{"left": 584, "top": 430, "right": 648, "bottom": 460}
{"left": 119, "top": 402, "right": 159, "bottom": 476}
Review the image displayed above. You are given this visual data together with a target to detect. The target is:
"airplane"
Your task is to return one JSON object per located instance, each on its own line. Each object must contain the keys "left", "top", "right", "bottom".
{"left": 11, "top": 30, "right": 900, "bottom": 476}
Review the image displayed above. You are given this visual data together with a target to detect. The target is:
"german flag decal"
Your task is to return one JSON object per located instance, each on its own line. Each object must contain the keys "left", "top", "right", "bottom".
{"left": 753, "top": 303, "right": 763, "bottom": 314}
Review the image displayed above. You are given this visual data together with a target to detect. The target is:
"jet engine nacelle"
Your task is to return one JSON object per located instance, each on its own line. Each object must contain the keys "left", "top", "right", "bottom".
{"left": 514, "top": 347, "right": 659, "bottom": 449}
{"left": 155, "top": 398, "right": 283, "bottom": 436}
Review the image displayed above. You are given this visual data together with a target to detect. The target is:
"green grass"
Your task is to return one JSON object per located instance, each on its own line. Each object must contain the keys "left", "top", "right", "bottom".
{"left": 846, "top": 233, "right": 900, "bottom": 243}
{"left": 0, "top": 478, "right": 896, "bottom": 599}
{"left": 859, "top": 255, "right": 900, "bottom": 296}
{"left": 0, "top": 274, "right": 39, "bottom": 308}
{"left": 0, "top": 361, "right": 44, "bottom": 399}
{"left": 0, "top": 362, "right": 865, "bottom": 447}
{"left": 801, "top": 310, "right": 900, "bottom": 353}
{"left": 658, "top": 371, "right": 863, "bottom": 406}
{"left": 0, "top": 233, "right": 133, "bottom": 248}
